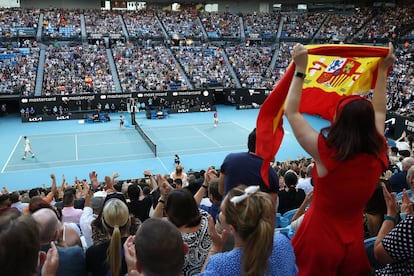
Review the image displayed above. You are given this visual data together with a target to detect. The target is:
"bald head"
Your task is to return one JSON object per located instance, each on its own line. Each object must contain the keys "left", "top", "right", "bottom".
{"left": 32, "top": 208, "right": 60, "bottom": 245}
{"left": 402, "top": 157, "right": 414, "bottom": 171}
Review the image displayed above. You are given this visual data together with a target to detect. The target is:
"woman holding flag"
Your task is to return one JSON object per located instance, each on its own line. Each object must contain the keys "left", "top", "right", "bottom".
{"left": 285, "top": 42, "right": 395, "bottom": 275}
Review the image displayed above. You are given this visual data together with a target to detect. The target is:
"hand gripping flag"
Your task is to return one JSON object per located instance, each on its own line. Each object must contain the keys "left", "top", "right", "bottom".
{"left": 256, "top": 44, "right": 390, "bottom": 188}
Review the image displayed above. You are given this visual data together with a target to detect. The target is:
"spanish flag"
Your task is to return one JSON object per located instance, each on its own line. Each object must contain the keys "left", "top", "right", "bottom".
{"left": 256, "top": 44, "right": 390, "bottom": 188}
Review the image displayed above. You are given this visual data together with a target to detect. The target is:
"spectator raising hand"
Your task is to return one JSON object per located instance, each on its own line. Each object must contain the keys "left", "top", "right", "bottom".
{"left": 400, "top": 188, "right": 414, "bottom": 217}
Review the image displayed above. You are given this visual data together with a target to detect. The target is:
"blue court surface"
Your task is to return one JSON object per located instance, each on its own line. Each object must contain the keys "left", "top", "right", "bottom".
{"left": 0, "top": 105, "right": 329, "bottom": 191}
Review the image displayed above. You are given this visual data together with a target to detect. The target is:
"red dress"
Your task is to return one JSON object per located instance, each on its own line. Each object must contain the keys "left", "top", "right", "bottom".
{"left": 291, "top": 134, "right": 388, "bottom": 276}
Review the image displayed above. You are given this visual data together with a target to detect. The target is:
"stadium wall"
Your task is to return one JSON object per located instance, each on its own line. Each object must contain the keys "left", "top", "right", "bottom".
{"left": 18, "top": 87, "right": 271, "bottom": 122}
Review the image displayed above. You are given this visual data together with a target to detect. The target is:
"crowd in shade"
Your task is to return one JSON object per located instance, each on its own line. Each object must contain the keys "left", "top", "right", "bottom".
{"left": 84, "top": 10, "right": 124, "bottom": 36}
{"left": 200, "top": 12, "right": 241, "bottom": 39}
{"left": 171, "top": 45, "right": 236, "bottom": 88}
{"left": 281, "top": 12, "right": 326, "bottom": 39}
{"left": 0, "top": 6, "right": 414, "bottom": 275}
{"left": 242, "top": 13, "right": 281, "bottom": 41}
{"left": 315, "top": 9, "right": 374, "bottom": 41}
{"left": 226, "top": 45, "right": 278, "bottom": 89}
{"left": 122, "top": 10, "right": 164, "bottom": 39}
{"left": 158, "top": 10, "right": 204, "bottom": 39}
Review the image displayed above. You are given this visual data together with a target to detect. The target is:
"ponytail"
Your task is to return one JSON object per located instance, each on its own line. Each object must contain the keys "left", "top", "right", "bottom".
{"left": 107, "top": 225, "right": 122, "bottom": 276}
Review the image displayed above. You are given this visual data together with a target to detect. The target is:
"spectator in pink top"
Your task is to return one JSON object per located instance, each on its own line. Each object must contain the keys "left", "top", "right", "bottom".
{"left": 61, "top": 190, "right": 83, "bottom": 225}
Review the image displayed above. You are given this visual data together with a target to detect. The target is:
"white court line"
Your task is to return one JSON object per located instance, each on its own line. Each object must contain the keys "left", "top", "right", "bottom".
{"left": 1, "top": 136, "right": 23, "bottom": 173}
{"left": 231, "top": 121, "right": 252, "bottom": 132}
{"left": 147, "top": 121, "right": 235, "bottom": 131}
{"left": 79, "top": 140, "right": 146, "bottom": 147}
{"left": 29, "top": 133, "right": 76, "bottom": 139}
{"left": 75, "top": 134, "right": 79, "bottom": 160}
{"left": 157, "top": 144, "right": 245, "bottom": 156}
{"left": 5, "top": 152, "right": 154, "bottom": 170}
{"left": 4, "top": 154, "right": 156, "bottom": 173}
{"left": 193, "top": 126, "right": 222, "bottom": 147}
{"left": 30, "top": 129, "right": 135, "bottom": 139}
{"left": 158, "top": 157, "right": 169, "bottom": 172}
{"left": 76, "top": 129, "right": 136, "bottom": 137}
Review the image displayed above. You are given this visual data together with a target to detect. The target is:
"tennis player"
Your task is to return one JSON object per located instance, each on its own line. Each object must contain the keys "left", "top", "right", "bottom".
{"left": 22, "top": 136, "right": 35, "bottom": 160}
{"left": 120, "top": 114, "right": 125, "bottom": 128}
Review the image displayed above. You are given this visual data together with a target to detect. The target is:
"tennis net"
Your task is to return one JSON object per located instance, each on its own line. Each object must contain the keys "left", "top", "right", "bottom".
{"left": 134, "top": 124, "right": 157, "bottom": 157}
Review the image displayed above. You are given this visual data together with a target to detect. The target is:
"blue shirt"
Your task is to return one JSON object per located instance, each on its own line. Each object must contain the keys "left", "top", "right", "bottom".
{"left": 198, "top": 233, "right": 298, "bottom": 276}
{"left": 199, "top": 203, "right": 220, "bottom": 222}
{"left": 220, "top": 152, "right": 279, "bottom": 195}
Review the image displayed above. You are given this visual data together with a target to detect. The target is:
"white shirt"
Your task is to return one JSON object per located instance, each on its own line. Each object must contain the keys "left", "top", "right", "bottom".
{"left": 297, "top": 177, "right": 313, "bottom": 195}
{"left": 79, "top": 206, "right": 97, "bottom": 248}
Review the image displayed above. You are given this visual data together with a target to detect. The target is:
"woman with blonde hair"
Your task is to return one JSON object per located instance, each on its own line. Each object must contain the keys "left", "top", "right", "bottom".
{"left": 86, "top": 198, "right": 131, "bottom": 275}
{"left": 170, "top": 164, "right": 188, "bottom": 186}
{"left": 199, "top": 185, "right": 297, "bottom": 276}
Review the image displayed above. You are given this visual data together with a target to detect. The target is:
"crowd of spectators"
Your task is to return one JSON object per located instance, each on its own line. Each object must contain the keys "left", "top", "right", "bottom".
{"left": 200, "top": 12, "right": 241, "bottom": 39}
{"left": 84, "top": 9, "right": 124, "bottom": 36}
{"left": 113, "top": 42, "right": 189, "bottom": 92}
{"left": 0, "top": 46, "right": 39, "bottom": 96}
{"left": 386, "top": 43, "right": 414, "bottom": 117}
{"left": 316, "top": 8, "right": 374, "bottom": 42}
{"left": 0, "top": 6, "right": 413, "bottom": 115}
{"left": 1, "top": 6, "right": 414, "bottom": 276}
{"left": 158, "top": 9, "right": 204, "bottom": 39}
{"left": 0, "top": 8, "right": 39, "bottom": 37}
{"left": 355, "top": 7, "right": 414, "bottom": 41}
{"left": 243, "top": 12, "right": 281, "bottom": 41}
{"left": 1, "top": 143, "right": 413, "bottom": 274}
{"left": 122, "top": 10, "right": 164, "bottom": 39}
{"left": 43, "top": 43, "right": 115, "bottom": 95}
{"left": 172, "top": 45, "right": 236, "bottom": 88}
{"left": 226, "top": 44, "right": 276, "bottom": 89}
{"left": 41, "top": 9, "right": 81, "bottom": 39}
{"left": 281, "top": 12, "right": 326, "bottom": 40}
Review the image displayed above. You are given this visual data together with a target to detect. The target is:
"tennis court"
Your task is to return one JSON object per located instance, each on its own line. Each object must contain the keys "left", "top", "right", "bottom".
{"left": 3, "top": 130, "right": 154, "bottom": 172}
{"left": 0, "top": 105, "right": 329, "bottom": 191}
{"left": 3, "top": 121, "right": 250, "bottom": 173}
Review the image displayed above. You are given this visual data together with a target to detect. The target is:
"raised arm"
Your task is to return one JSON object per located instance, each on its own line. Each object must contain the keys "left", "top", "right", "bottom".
{"left": 144, "top": 170, "right": 158, "bottom": 193}
{"left": 89, "top": 171, "right": 100, "bottom": 191}
{"left": 152, "top": 174, "right": 174, "bottom": 218}
{"left": 44, "top": 174, "right": 57, "bottom": 203}
{"left": 374, "top": 183, "right": 399, "bottom": 263}
{"left": 194, "top": 168, "right": 218, "bottom": 205}
{"left": 371, "top": 42, "right": 395, "bottom": 135}
{"left": 218, "top": 172, "right": 225, "bottom": 196}
{"left": 284, "top": 44, "right": 320, "bottom": 162}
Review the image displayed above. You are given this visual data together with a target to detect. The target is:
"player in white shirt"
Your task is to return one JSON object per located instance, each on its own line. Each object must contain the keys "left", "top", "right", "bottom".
{"left": 22, "top": 136, "right": 35, "bottom": 160}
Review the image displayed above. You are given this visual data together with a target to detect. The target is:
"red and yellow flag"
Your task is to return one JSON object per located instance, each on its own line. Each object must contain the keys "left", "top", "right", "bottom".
{"left": 256, "top": 44, "right": 390, "bottom": 188}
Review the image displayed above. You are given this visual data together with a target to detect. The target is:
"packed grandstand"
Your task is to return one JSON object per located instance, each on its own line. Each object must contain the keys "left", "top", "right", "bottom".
{"left": 0, "top": 3, "right": 412, "bottom": 117}
{"left": 1, "top": 3, "right": 414, "bottom": 275}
